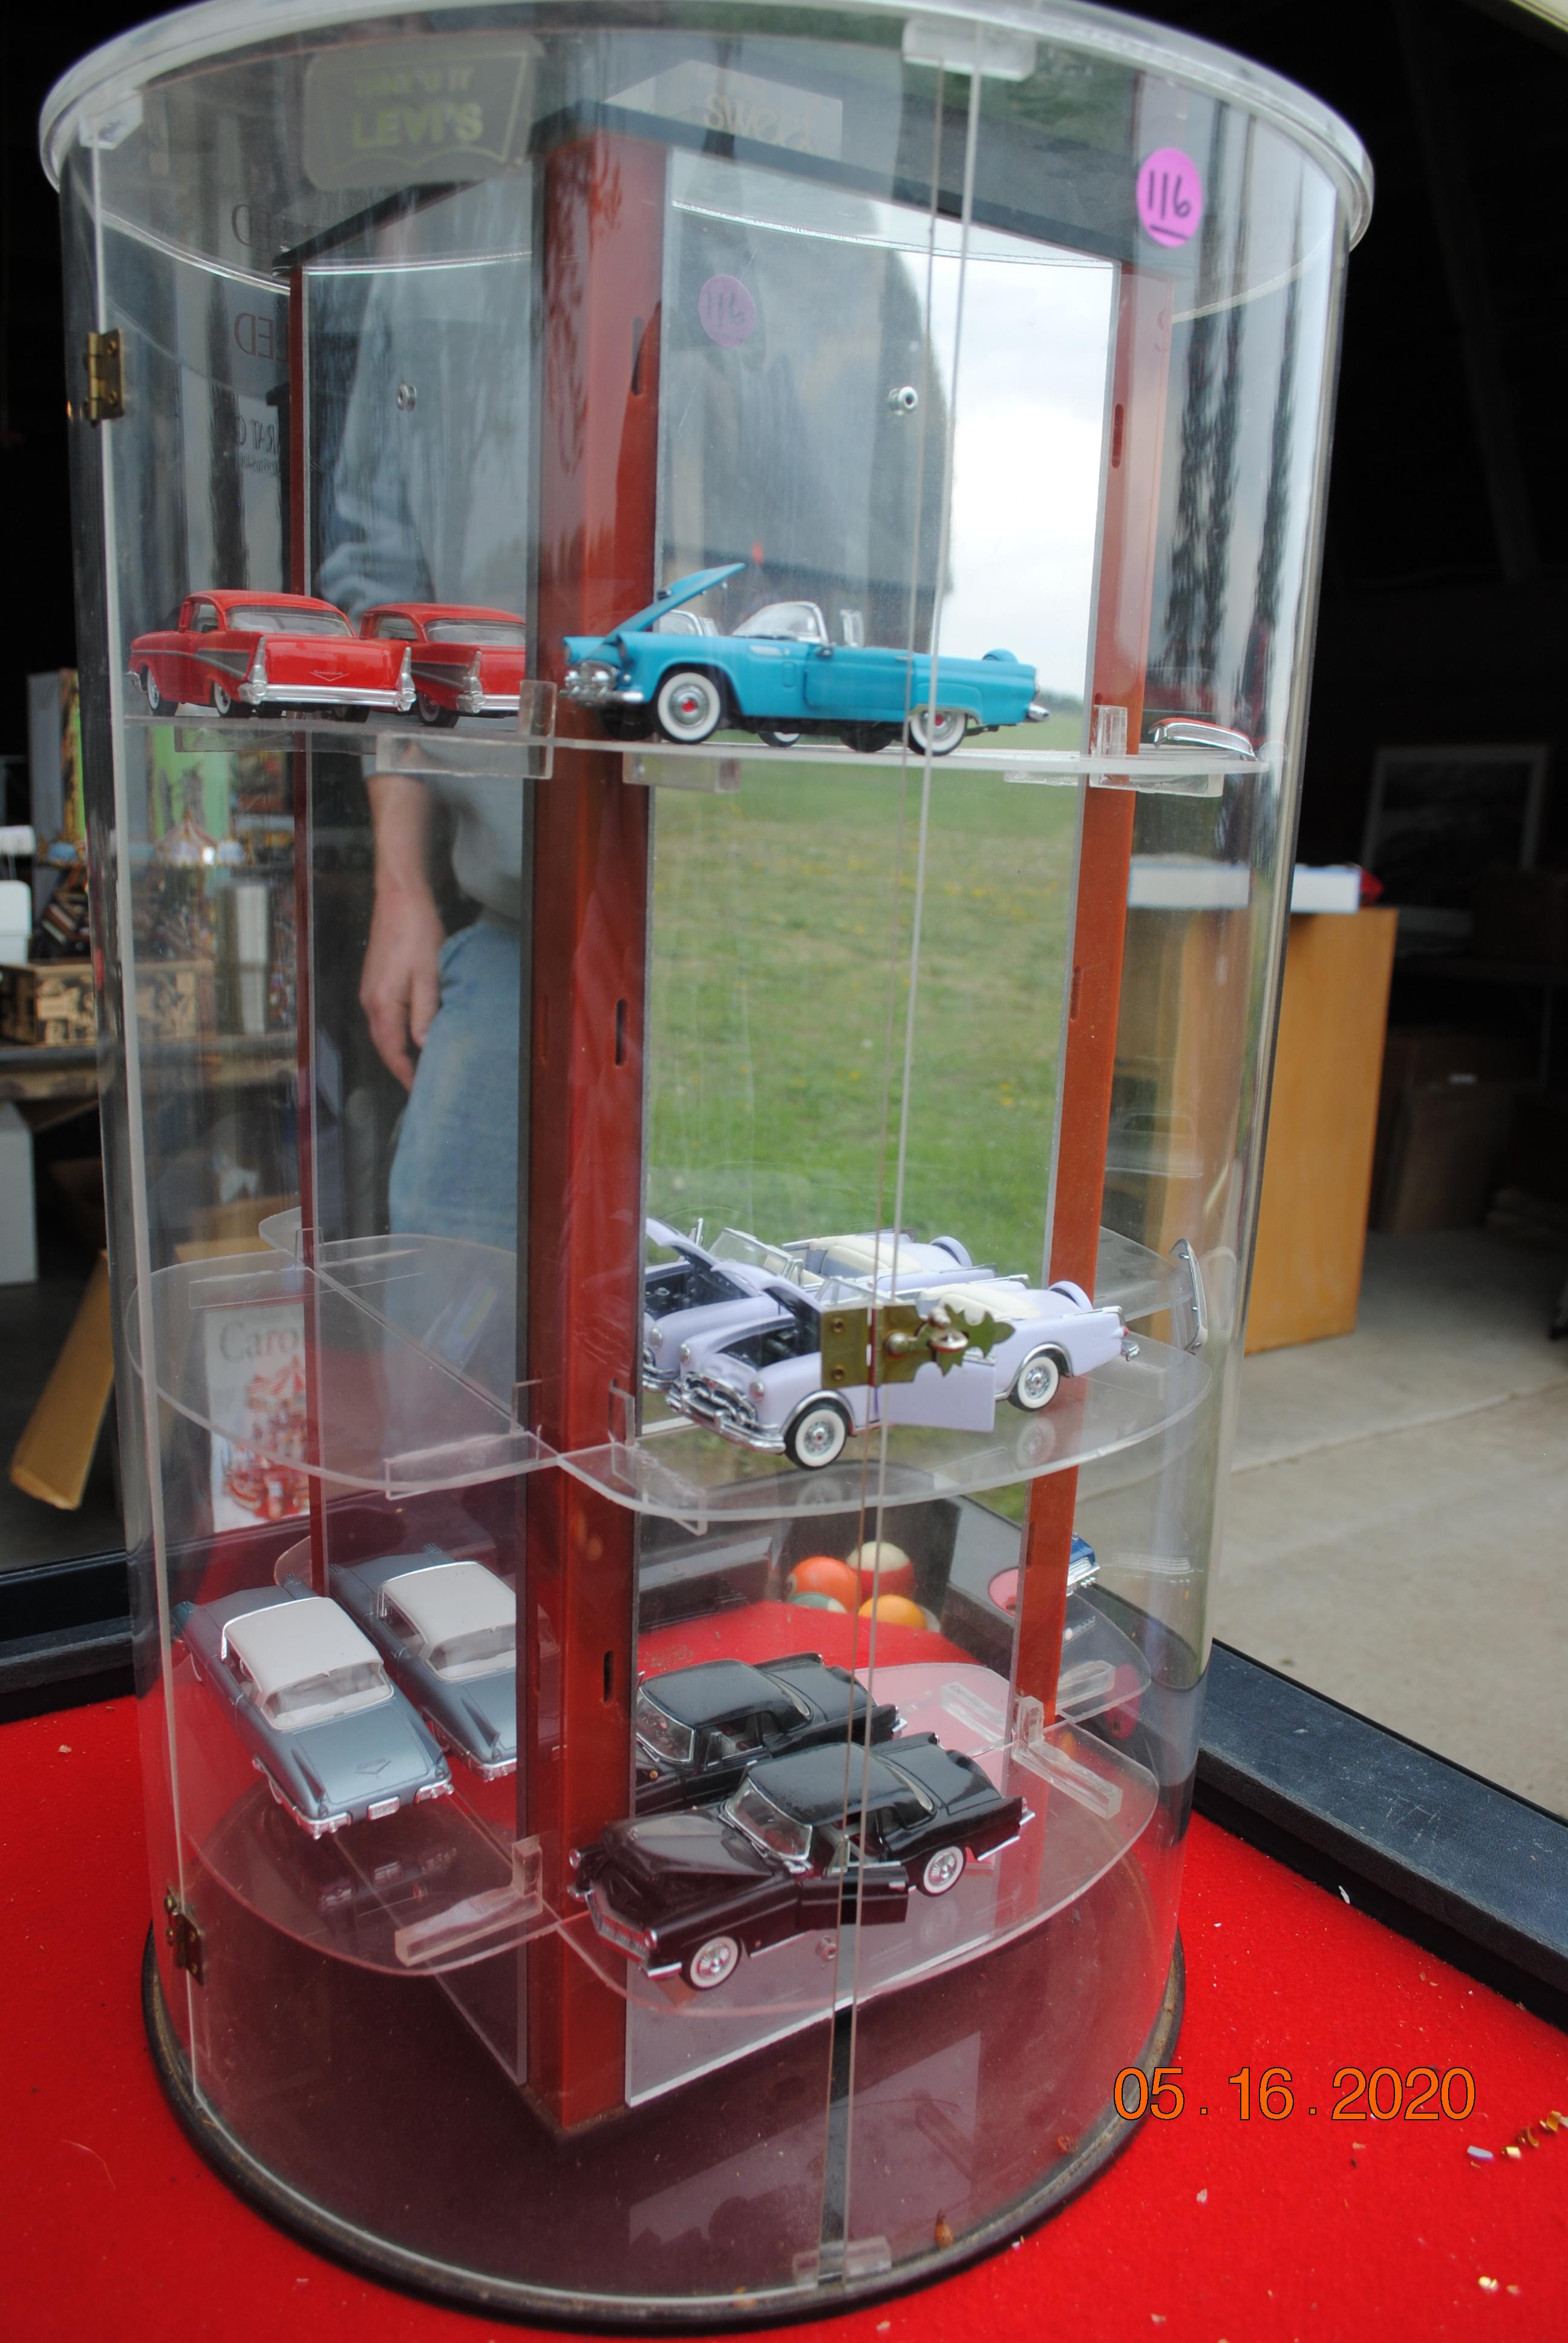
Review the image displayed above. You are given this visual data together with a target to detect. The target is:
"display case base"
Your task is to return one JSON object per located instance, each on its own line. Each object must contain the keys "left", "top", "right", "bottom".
{"left": 142, "top": 1925, "right": 1183, "bottom": 2327}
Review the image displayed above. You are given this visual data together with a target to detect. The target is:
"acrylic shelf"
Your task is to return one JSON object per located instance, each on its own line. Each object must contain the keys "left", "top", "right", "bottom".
{"left": 128, "top": 1246, "right": 550, "bottom": 1499}
{"left": 117, "top": 706, "right": 1259, "bottom": 799}
{"left": 561, "top": 1338, "right": 1209, "bottom": 1530}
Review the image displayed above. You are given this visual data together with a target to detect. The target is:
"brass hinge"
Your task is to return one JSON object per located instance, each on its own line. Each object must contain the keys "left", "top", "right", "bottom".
{"left": 82, "top": 330, "right": 124, "bottom": 424}
{"left": 163, "top": 1888, "right": 203, "bottom": 1982}
{"left": 818, "top": 1299, "right": 1014, "bottom": 1392}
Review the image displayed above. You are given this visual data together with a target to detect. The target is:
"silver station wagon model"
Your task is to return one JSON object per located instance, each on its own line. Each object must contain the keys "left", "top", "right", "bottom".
{"left": 332, "top": 1548, "right": 518, "bottom": 1780}
{"left": 177, "top": 1578, "right": 453, "bottom": 1837}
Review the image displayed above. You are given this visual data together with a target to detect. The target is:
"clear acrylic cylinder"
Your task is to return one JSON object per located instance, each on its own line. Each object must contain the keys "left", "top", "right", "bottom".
{"left": 45, "top": 0, "right": 1369, "bottom": 2317}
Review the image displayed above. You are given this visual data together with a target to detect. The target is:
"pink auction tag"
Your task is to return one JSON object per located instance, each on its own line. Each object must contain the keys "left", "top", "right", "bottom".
{"left": 697, "top": 274, "right": 756, "bottom": 347}
{"left": 1137, "top": 148, "right": 1204, "bottom": 249}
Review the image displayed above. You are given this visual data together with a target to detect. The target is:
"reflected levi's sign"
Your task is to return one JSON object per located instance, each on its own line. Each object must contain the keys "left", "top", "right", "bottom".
{"left": 304, "top": 39, "right": 537, "bottom": 190}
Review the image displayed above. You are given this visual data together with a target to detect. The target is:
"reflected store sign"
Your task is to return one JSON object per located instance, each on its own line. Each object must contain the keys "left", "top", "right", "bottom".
{"left": 612, "top": 62, "right": 843, "bottom": 159}
{"left": 304, "top": 38, "right": 537, "bottom": 189}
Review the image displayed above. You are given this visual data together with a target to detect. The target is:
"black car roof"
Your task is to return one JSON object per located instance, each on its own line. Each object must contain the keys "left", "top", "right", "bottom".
{"left": 642, "top": 1659, "right": 796, "bottom": 1731}
{"left": 750, "top": 1737, "right": 950, "bottom": 1825}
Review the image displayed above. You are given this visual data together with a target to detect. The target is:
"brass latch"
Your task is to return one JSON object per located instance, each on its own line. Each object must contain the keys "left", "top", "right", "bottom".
{"left": 82, "top": 330, "right": 124, "bottom": 424}
{"left": 163, "top": 1888, "right": 203, "bottom": 1982}
{"left": 819, "top": 1299, "right": 1014, "bottom": 1391}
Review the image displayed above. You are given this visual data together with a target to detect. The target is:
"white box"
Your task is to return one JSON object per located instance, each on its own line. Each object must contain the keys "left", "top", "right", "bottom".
{"left": 0, "top": 1101, "right": 38, "bottom": 1284}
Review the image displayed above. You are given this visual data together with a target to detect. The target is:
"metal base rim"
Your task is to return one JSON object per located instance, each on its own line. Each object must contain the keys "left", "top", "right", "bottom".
{"left": 142, "top": 1927, "right": 1183, "bottom": 2330}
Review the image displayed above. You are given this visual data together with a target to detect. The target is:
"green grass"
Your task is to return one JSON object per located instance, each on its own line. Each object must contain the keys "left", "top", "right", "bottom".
{"left": 645, "top": 736, "right": 1080, "bottom": 1280}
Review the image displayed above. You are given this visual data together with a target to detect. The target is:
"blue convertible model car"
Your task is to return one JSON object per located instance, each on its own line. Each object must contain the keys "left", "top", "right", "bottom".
{"left": 562, "top": 563, "right": 1050, "bottom": 754}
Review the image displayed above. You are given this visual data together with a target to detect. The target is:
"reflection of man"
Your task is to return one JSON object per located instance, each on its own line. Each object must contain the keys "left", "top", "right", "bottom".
{"left": 325, "top": 162, "right": 941, "bottom": 1251}
{"left": 317, "top": 183, "right": 532, "bottom": 1251}
{"left": 357, "top": 755, "right": 521, "bottom": 1249}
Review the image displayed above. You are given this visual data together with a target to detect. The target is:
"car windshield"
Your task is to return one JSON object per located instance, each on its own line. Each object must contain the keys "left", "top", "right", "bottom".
{"left": 229, "top": 606, "right": 351, "bottom": 637}
{"left": 734, "top": 602, "right": 826, "bottom": 643}
{"left": 426, "top": 621, "right": 525, "bottom": 644}
{"left": 710, "top": 1228, "right": 799, "bottom": 1275}
{"left": 723, "top": 1780, "right": 814, "bottom": 1864}
{"left": 635, "top": 1691, "right": 696, "bottom": 1765}
{"left": 426, "top": 1623, "right": 515, "bottom": 1680}
{"left": 262, "top": 1659, "right": 390, "bottom": 1730}
{"left": 652, "top": 609, "right": 717, "bottom": 635}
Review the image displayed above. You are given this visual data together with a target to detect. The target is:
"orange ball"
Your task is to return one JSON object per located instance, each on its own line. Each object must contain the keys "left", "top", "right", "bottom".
{"left": 857, "top": 1594, "right": 927, "bottom": 1630}
{"left": 845, "top": 1539, "right": 916, "bottom": 1599}
{"left": 787, "top": 1555, "right": 860, "bottom": 1611}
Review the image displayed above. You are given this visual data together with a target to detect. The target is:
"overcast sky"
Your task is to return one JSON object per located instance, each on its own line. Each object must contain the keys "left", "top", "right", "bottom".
{"left": 916, "top": 226, "right": 1116, "bottom": 696}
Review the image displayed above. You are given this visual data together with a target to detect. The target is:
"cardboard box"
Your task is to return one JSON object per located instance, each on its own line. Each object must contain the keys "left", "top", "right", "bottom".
{"left": 1471, "top": 870, "right": 1568, "bottom": 966}
{"left": 1373, "top": 1027, "right": 1534, "bottom": 1221}
{"left": 1375, "top": 1078, "right": 1521, "bottom": 1234}
{"left": 0, "top": 960, "right": 96, "bottom": 1046}
{"left": 135, "top": 959, "right": 204, "bottom": 1043}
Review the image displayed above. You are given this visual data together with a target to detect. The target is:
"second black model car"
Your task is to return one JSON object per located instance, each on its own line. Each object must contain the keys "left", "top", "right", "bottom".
{"left": 573, "top": 1735, "right": 1025, "bottom": 1990}
{"left": 633, "top": 1652, "right": 900, "bottom": 1815}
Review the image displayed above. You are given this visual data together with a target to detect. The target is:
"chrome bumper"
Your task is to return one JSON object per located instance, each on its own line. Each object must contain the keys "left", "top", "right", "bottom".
{"left": 672, "top": 1377, "right": 786, "bottom": 1453}
{"left": 1025, "top": 693, "right": 1052, "bottom": 722}
{"left": 457, "top": 689, "right": 522, "bottom": 716}
{"left": 242, "top": 681, "right": 416, "bottom": 712}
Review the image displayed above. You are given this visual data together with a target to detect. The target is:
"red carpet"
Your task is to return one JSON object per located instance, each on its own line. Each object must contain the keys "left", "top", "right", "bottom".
{"left": 3, "top": 1692, "right": 1564, "bottom": 2343}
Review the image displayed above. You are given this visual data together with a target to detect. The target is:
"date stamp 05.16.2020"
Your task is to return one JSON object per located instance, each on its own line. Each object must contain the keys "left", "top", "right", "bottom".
{"left": 1114, "top": 2064, "right": 1478, "bottom": 2124}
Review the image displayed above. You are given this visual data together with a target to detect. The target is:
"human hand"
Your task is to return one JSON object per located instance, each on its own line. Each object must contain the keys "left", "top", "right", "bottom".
{"left": 359, "top": 882, "right": 444, "bottom": 1089}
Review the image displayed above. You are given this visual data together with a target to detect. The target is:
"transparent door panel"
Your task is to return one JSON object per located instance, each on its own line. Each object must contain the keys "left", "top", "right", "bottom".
{"left": 50, "top": 0, "right": 1368, "bottom": 2317}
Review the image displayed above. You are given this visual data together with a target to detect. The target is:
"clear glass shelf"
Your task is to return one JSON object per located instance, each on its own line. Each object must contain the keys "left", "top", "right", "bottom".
{"left": 557, "top": 1660, "right": 1160, "bottom": 2106}
{"left": 129, "top": 1250, "right": 551, "bottom": 1497}
{"left": 119, "top": 707, "right": 1258, "bottom": 798}
{"left": 561, "top": 1339, "right": 1209, "bottom": 1529}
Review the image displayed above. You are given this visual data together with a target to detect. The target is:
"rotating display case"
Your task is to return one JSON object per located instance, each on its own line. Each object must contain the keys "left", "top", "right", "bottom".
{"left": 44, "top": 0, "right": 1370, "bottom": 2318}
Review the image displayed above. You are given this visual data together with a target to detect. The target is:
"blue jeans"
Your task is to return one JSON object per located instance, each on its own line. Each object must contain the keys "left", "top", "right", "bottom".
{"left": 388, "top": 914, "right": 520, "bottom": 1250}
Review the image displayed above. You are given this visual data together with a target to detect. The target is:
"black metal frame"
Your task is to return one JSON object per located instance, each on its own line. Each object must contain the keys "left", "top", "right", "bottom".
{"left": 1195, "top": 1643, "right": 1568, "bottom": 2028}
{"left": 0, "top": 1550, "right": 132, "bottom": 1721}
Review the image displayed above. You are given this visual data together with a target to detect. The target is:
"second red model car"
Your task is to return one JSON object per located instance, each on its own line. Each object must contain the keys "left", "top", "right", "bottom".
{"left": 359, "top": 603, "right": 528, "bottom": 728}
{"left": 130, "top": 591, "right": 415, "bottom": 720}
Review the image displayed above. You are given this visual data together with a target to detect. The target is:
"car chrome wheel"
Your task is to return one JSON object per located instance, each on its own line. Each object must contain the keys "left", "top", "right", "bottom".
{"left": 684, "top": 1933, "right": 741, "bottom": 1990}
{"left": 655, "top": 670, "right": 724, "bottom": 744}
{"left": 840, "top": 723, "right": 897, "bottom": 754}
{"left": 211, "top": 681, "right": 238, "bottom": 718}
{"left": 907, "top": 705, "right": 967, "bottom": 756}
{"left": 756, "top": 724, "right": 802, "bottom": 748}
{"left": 1009, "top": 1348, "right": 1062, "bottom": 1412}
{"left": 784, "top": 1398, "right": 851, "bottom": 1470}
{"left": 416, "top": 691, "right": 457, "bottom": 729}
{"left": 140, "top": 669, "right": 166, "bottom": 715}
{"left": 920, "top": 1845, "right": 965, "bottom": 1896}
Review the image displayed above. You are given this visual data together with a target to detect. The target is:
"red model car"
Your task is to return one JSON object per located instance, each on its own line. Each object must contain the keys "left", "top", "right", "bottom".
{"left": 130, "top": 591, "right": 415, "bottom": 720}
{"left": 359, "top": 603, "right": 528, "bottom": 729}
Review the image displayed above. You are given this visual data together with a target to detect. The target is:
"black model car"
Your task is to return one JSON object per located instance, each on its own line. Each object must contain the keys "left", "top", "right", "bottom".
{"left": 633, "top": 1652, "right": 900, "bottom": 1815}
{"left": 572, "top": 1735, "right": 1025, "bottom": 1991}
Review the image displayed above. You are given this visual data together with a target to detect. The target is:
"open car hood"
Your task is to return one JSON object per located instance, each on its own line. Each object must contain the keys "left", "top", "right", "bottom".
{"left": 611, "top": 562, "right": 745, "bottom": 636}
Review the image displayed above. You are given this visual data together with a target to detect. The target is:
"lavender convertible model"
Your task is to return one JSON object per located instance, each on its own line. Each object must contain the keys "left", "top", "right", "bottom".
{"left": 642, "top": 1220, "right": 783, "bottom": 1389}
{"left": 644, "top": 1222, "right": 981, "bottom": 1389}
{"left": 671, "top": 1266, "right": 1133, "bottom": 1469}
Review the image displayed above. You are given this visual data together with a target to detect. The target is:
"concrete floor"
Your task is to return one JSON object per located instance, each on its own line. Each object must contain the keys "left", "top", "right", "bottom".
{"left": 1218, "top": 1227, "right": 1568, "bottom": 1817}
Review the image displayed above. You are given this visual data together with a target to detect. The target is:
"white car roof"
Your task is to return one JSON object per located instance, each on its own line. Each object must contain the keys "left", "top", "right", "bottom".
{"left": 381, "top": 1561, "right": 514, "bottom": 1647}
{"left": 222, "top": 1596, "right": 379, "bottom": 1699}
{"left": 815, "top": 1233, "right": 964, "bottom": 1281}
{"left": 920, "top": 1276, "right": 1048, "bottom": 1322}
